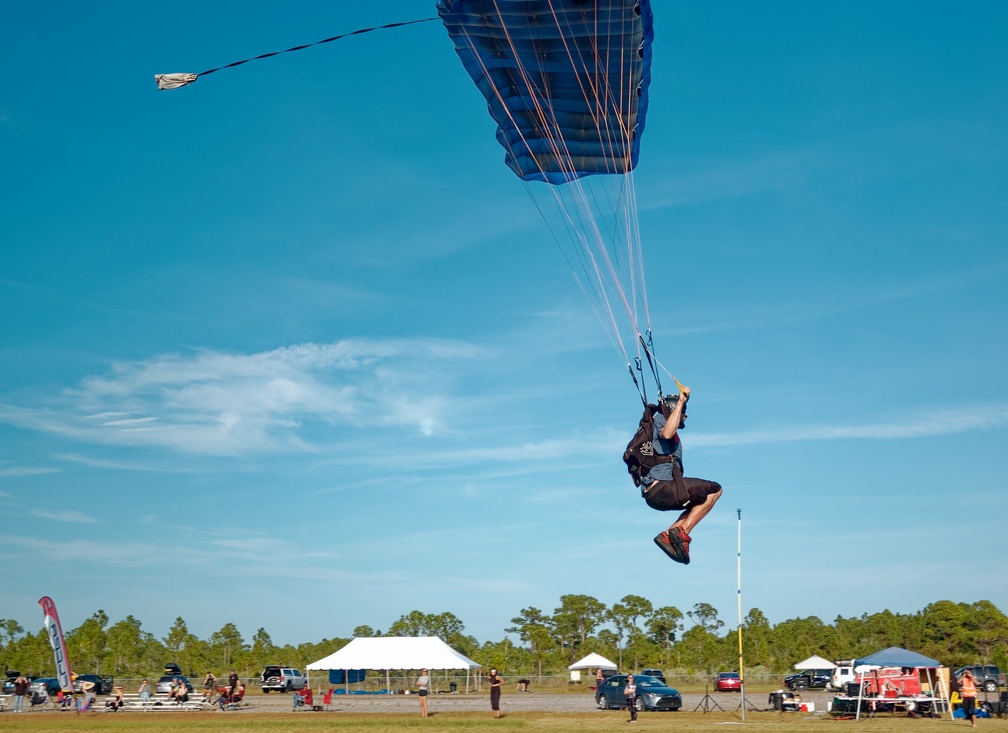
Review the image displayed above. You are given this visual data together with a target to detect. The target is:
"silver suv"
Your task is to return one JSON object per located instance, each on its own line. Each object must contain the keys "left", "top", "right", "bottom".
{"left": 260, "top": 665, "right": 306, "bottom": 693}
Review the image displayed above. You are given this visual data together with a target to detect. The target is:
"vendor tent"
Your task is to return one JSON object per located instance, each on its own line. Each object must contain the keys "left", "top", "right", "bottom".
{"left": 851, "top": 646, "right": 947, "bottom": 721}
{"left": 568, "top": 652, "right": 618, "bottom": 683}
{"left": 794, "top": 655, "right": 836, "bottom": 670}
{"left": 306, "top": 636, "right": 480, "bottom": 693}
{"left": 855, "top": 646, "right": 940, "bottom": 668}
{"left": 569, "top": 652, "right": 618, "bottom": 671}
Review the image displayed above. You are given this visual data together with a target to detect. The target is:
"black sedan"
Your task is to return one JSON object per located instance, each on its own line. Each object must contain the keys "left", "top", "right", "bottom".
{"left": 596, "top": 674, "right": 682, "bottom": 712}
{"left": 784, "top": 669, "right": 831, "bottom": 690}
{"left": 73, "top": 674, "right": 113, "bottom": 694}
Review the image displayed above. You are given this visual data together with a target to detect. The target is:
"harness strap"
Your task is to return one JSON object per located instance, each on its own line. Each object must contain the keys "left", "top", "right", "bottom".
{"left": 672, "top": 461, "right": 690, "bottom": 506}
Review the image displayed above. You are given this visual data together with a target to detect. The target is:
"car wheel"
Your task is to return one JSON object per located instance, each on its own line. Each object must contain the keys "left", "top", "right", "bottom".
{"left": 262, "top": 688, "right": 270, "bottom": 693}
{"left": 984, "top": 680, "right": 997, "bottom": 693}
{"left": 635, "top": 697, "right": 645, "bottom": 712}
{"left": 597, "top": 695, "right": 609, "bottom": 710}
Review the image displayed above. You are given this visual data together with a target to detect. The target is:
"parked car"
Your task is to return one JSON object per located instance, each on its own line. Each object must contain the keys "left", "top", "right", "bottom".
{"left": 831, "top": 664, "right": 856, "bottom": 691}
{"left": 784, "top": 669, "right": 831, "bottom": 690}
{"left": 155, "top": 675, "right": 194, "bottom": 695}
{"left": 956, "top": 665, "right": 1004, "bottom": 693}
{"left": 640, "top": 668, "right": 666, "bottom": 683}
{"left": 3, "top": 671, "right": 35, "bottom": 694}
{"left": 715, "top": 671, "right": 742, "bottom": 692}
{"left": 260, "top": 665, "right": 306, "bottom": 693}
{"left": 72, "top": 673, "right": 113, "bottom": 694}
{"left": 595, "top": 674, "right": 682, "bottom": 712}
{"left": 29, "top": 678, "right": 63, "bottom": 697}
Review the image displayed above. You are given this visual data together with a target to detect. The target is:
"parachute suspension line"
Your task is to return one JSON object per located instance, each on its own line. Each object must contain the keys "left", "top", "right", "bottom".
{"left": 443, "top": 1, "right": 659, "bottom": 393}
{"left": 520, "top": 179, "right": 632, "bottom": 365}
{"left": 638, "top": 332, "right": 663, "bottom": 399}
{"left": 628, "top": 360, "right": 647, "bottom": 408}
{"left": 155, "top": 17, "right": 438, "bottom": 89}
{"left": 450, "top": 19, "right": 633, "bottom": 366}
{"left": 507, "top": 1, "right": 652, "bottom": 379}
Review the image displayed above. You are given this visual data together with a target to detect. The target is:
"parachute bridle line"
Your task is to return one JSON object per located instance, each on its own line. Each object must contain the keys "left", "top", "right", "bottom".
{"left": 455, "top": 1, "right": 660, "bottom": 393}
{"left": 155, "top": 18, "right": 438, "bottom": 89}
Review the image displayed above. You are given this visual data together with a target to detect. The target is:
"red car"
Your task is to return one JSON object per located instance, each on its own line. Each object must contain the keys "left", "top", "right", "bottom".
{"left": 715, "top": 672, "right": 742, "bottom": 692}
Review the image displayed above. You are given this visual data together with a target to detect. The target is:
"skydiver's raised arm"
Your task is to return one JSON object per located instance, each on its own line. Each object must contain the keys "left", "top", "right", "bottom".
{"left": 659, "top": 385, "right": 690, "bottom": 441}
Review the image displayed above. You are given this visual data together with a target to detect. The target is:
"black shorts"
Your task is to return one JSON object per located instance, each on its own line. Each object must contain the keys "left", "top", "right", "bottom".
{"left": 418, "top": 689, "right": 428, "bottom": 697}
{"left": 643, "top": 477, "right": 721, "bottom": 511}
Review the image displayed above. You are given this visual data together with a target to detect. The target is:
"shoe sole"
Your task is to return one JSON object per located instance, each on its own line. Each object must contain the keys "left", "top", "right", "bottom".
{"left": 654, "top": 532, "right": 690, "bottom": 565}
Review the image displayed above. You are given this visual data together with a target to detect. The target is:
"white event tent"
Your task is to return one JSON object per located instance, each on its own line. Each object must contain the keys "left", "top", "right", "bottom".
{"left": 306, "top": 636, "right": 481, "bottom": 693}
{"left": 793, "top": 655, "right": 836, "bottom": 670}
{"left": 568, "top": 652, "right": 619, "bottom": 683}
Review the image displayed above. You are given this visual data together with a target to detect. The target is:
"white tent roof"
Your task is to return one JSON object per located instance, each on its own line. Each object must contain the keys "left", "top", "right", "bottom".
{"left": 306, "top": 636, "right": 480, "bottom": 671}
{"left": 569, "top": 652, "right": 618, "bottom": 671}
{"left": 793, "top": 654, "right": 836, "bottom": 670}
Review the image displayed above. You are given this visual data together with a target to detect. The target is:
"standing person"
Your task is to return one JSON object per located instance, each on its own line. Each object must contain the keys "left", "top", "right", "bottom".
{"left": 227, "top": 669, "right": 239, "bottom": 698}
{"left": 488, "top": 668, "right": 503, "bottom": 718}
{"left": 958, "top": 668, "right": 978, "bottom": 728}
{"left": 625, "top": 674, "right": 638, "bottom": 723}
{"left": 596, "top": 668, "right": 605, "bottom": 688}
{"left": 13, "top": 674, "right": 29, "bottom": 713}
{"left": 625, "top": 385, "right": 723, "bottom": 565}
{"left": 416, "top": 668, "right": 430, "bottom": 718}
{"left": 203, "top": 671, "right": 216, "bottom": 702}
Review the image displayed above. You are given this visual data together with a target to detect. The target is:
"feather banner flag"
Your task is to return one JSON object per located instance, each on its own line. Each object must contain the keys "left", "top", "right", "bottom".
{"left": 39, "top": 596, "right": 74, "bottom": 693}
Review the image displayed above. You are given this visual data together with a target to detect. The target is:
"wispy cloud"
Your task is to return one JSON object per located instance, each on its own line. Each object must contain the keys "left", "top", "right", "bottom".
{"left": 0, "top": 465, "right": 60, "bottom": 477}
{"left": 31, "top": 510, "right": 98, "bottom": 524}
{"left": 0, "top": 338, "right": 486, "bottom": 457}
{"left": 692, "top": 402, "right": 1008, "bottom": 448}
{"left": 642, "top": 153, "right": 814, "bottom": 210}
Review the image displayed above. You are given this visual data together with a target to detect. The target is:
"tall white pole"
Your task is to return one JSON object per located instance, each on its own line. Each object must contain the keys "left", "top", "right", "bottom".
{"left": 737, "top": 508, "right": 745, "bottom": 720}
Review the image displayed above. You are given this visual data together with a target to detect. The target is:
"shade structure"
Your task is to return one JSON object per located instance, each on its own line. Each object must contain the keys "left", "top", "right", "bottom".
{"left": 568, "top": 652, "right": 618, "bottom": 671}
{"left": 854, "top": 646, "right": 940, "bottom": 668}
{"left": 307, "top": 636, "right": 479, "bottom": 672}
{"left": 793, "top": 654, "right": 836, "bottom": 670}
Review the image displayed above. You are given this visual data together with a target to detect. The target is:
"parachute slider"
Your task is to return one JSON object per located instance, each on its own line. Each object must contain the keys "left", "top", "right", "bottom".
{"left": 155, "top": 73, "right": 198, "bottom": 90}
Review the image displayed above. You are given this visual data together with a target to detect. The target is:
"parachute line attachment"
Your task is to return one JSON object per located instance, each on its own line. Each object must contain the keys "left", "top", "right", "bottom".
{"left": 155, "top": 17, "right": 438, "bottom": 90}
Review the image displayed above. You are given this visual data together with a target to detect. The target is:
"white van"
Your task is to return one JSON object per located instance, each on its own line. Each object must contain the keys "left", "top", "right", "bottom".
{"left": 830, "top": 664, "right": 856, "bottom": 690}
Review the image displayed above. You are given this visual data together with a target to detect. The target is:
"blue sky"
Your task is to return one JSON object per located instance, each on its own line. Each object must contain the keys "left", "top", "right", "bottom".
{"left": 2, "top": 1, "right": 1006, "bottom": 650}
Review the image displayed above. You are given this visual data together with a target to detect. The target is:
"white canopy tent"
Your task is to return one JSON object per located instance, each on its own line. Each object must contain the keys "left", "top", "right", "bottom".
{"left": 793, "top": 655, "right": 836, "bottom": 670}
{"left": 306, "top": 636, "right": 481, "bottom": 693}
{"left": 568, "top": 652, "right": 618, "bottom": 683}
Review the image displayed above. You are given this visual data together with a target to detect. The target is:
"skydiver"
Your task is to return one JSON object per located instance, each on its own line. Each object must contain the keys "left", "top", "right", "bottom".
{"left": 637, "top": 384, "right": 722, "bottom": 564}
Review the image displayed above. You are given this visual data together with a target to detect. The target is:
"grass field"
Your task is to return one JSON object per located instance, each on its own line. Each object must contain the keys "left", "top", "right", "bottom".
{"left": 1, "top": 710, "right": 1004, "bottom": 733}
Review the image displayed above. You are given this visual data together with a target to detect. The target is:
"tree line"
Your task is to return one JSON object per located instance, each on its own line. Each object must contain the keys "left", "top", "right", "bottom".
{"left": 2, "top": 597, "right": 1005, "bottom": 682}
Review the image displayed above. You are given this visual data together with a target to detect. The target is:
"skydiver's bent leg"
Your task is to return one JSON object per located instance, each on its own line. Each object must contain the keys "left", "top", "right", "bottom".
{"left": 643, "top": 477, "right": 721, "bottom": 515}
{"left": 644, "top": 478, "right": 722, "bottom": 564}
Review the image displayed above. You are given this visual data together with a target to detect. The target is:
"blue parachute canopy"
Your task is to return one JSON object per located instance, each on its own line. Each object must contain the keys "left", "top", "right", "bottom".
{"left": 438, "top": 0, "right": 654, "bottom": 184}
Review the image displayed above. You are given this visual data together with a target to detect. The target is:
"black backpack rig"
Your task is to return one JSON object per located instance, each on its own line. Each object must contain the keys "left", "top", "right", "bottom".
{"left": 623, "top": 403, "right": 678, "bottom": 488}
{"left": 623, "top": 399, "right": 689, "bottom": 506}
{"left": 623, "top": 332, "right": 688, "bottom": 493}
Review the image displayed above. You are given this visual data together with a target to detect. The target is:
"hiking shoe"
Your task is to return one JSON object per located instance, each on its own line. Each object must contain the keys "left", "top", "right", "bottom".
{"left": 653, "top": 529, "right": 690, "bottom": 565}
{"left": 672, "top": 526, "right": 692, "bottom": 561}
